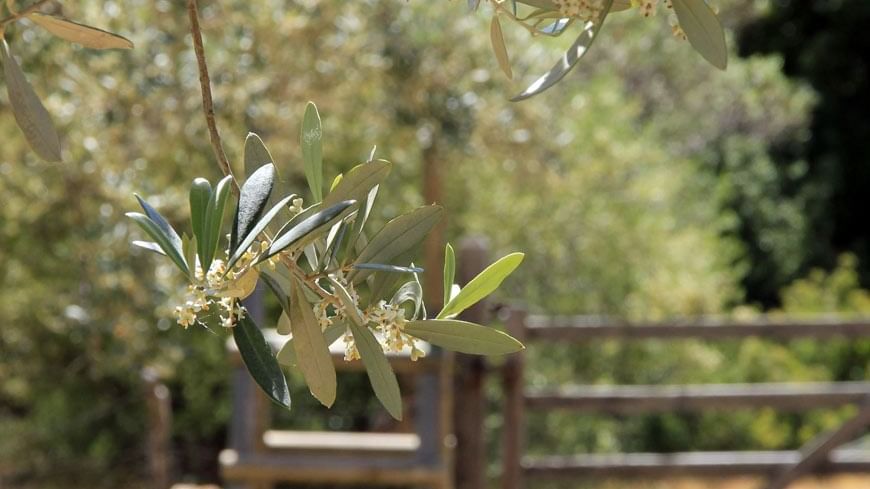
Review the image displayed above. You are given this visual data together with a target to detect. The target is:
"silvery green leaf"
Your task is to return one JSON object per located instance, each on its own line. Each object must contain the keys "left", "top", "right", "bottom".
{"left": 443, "top": 243, "right": 455, "bottom": 307}
{"left": 226, "top": 194, "right": 294, "bottom": 271}
{"left": 404, "top": 319, "right": 524, "bottom": 355}
{"left": 126, "top": 212, "right": 189, "bottom": 276}
{"left": 354, "top": 263, "right": 424, "bottom": 274}
{"left": 301, "top": 102, "right": 323, "bottom": 202}
{"left": 349, "top": 319, "right": 403, "bottom": 420}
{"left": 260, "top": 200, "right": 355, "bottom": 262}
{"left": 349, "top": 205, "right": 443, "bottom": 283}
{"left": 671, "top": 0, "right": 728, "bottom": 70}
{"left": 131, "top": 240, "right": 165, "bottom": 255}
{"left": 1, "top": 40, "right": 61, "bottom": 161}
{"left": 189, "top": 178, "right": 212, "bottom": 265}
{"left": 231, "top": 163, "right": 275, "bottom": 254}
{"left": 511, "top": 0, "right": 613, "bottom": 101}
{"left": 289, "top": 277, "right": 337, "bottom": 407}
{"left": 203, "top": 175, "right": 233, "bottom": 272}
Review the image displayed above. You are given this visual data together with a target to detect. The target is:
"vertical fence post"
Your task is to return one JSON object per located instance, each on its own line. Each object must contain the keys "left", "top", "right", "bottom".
{"left": 142, "top": 367, "right": 172, "bottom": 489}
{"left": 502, "top": 307, "right": 527, "bottom": 489}
{"left": 453, "top": 237, "right": 490, "bottom": 489}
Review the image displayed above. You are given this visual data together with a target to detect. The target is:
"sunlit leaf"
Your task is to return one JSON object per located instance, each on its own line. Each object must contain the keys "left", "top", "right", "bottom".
{"left": 671, "top": 0, "right": 728, "bottom": 70}
{"left": 348, "top": 319, "right": 403, "bottom": 420}
{"left": 322, "top": 160, "right": 391, "bottom": 210}
{"left": 405, "top": 319, "right": 524, "bottom": 355}
{"left": 202, "top": 175, "right": 233, "bottom": 272}
{"left": 233, "top": 315, "right": 291, "bottom": 409}
{"left": 349, "top": 205, "right": 443, "bottom": 283}
{"left": 226, "top": 195, "right": 294, "bottom": 271}
{"left": 490, "top": 15, "right": 513, "bottom": 80}
{"left": 301, "top": 102, "right": 323, "bottom": 202}
{"left": 443, "top": 243, "right": 455, "bottom": 307}
{"left": 182, "top": 233, "right": 198, "bottom": 281}
{"left": 289, "top": 278, "right": 337, "bottom": 407}
{"left": 244, "top": 132, "right": 274, "bottom": 181}
{"left": 391, "top": 280, "right": 423, "bottom": 320}
{"left": 353, "top": 263, "right": 424, "bottom": 274}
{"left": 438, "top": 253, "right": 524, "bottom": 319}
{"left": 511, "top": 0, "right": 613, "bottom": 101}
{"left": 126, "top": 212, "right": 189, "bottom": 276}
{"left": 230, "top": 163, "right": 275, "bottom": 254}
{"left": 1, "top": 40, "right": 61, "bottom": 161}
{"left": 28, "top": 13, "right": 133, "bottom": 50}
{"left": 189, "top": 178, "right": 212, "bottom": 265}
{"left": 260, "top": 200, "right": 356, "bottom": 262}
{"left": 278, "top": 321, "right": 345, "bottom": 367}
{"left": 131, "top": 240, "right": 165, "bottom": 255}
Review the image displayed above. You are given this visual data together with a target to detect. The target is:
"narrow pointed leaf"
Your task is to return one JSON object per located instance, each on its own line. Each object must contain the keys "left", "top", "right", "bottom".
{"left": 233, "top": 315, "right": 291, "bottom": 409}
{"left": 349, "top": 320, "right": 403, "bottom": 420}
{"left": 259, "top": 200, "right": 355, "bottom": 263}
{"left": 231, "top": 163, "right": 275, "bottom": 254}
{"left": 672, "top": 0, "right": 728, "bottom": 70}
{"left": 226, "top": 195, "right": 294, "bottom": 271}
{"left": 278, "top": 322, "right": 346, "bottom": 367}
{"left": 1, "top": 40, "right": 61, "bottom": 161}
{"left": 349, "top": 205, "right": 443, "bottom": 283}
{"left": 203, "top": 175, "right": 233, "bottom": 271}
{"left": 28, "top": 13, "right": 133, "bottom": 49}
{"left": 438, "top": 253, "right": 524, "bottom": 319}
{"left": 244, "top": 132, "right": 274, "bottom": 180}
{"left": 328, "top": 277, "right": 365, "bottom": 327}
{"left": 391, "top": 280, "right": 423, "bottom": 320}
{"left": 132, "top": 240, "right": 165, "bottom": 255}
{"left": 354, "top": 263, "right": 424, "bottom": 274}
{"left": 290, "top": 278, "right": 337, "bottom": 407}
{"left": 322, "top": 160, "right": 391, "bottom": 209}
{"left": 189, "top": 178, "right": 212, "bottom": 265}
{"left": 126, "top": 212, "right": 189, "bottom": 276}
{"left": 182, "top": 234, "right": 198, "bottom": 281}
{"left": 301, "top": 102, "right": 323, "bottom": 202}
{"left": 490, "top": 15, "right": 513, "bottom": 80}
{"left": 405, "top": 320, "right": 524, "bottom": 355}
{"left": 443, "top": 243, "right": 455, "bottom": 307}
{"left": 511, "top": 0, "right": 613, "bottom": 101}
{"left": 135, "top": 194, "right": 183, "bottom": 253}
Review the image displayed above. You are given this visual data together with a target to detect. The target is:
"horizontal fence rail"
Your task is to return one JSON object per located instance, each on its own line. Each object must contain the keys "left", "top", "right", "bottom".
{"left": 502, "top": 310, "right": 870, "bottom": 489}
{"left": 525, "top": 315, "right": 870, "bottom": 340}
{"left": 525, "top": 381, "right": 870, "bottom": 413}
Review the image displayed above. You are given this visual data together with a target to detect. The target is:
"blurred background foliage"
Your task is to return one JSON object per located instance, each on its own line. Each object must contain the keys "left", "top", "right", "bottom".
{"left": 1, "top": 0, "right": 869, "bottom": 487}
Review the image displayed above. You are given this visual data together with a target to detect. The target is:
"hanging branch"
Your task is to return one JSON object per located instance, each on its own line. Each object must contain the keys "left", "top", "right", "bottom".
{"left": 187, "top": 0, "right": 239, "bottom": 195}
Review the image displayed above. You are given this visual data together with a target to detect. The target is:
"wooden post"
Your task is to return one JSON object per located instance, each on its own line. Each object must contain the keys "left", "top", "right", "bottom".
{"left": 766, "top": 395, "right": 870, "bottom": 489}
{"left": 452, "top": 237, "right": 491, "bottom": 489}
{"left": 502, "top": 307, "right": 528, "bottom": 489}
{"left": 142, "top": 367, "right": 172, "bottom": 489}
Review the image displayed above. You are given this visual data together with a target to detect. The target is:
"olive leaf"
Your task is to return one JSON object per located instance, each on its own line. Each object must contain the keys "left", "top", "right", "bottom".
{"left": 259, "top": 200, "right": 356, "bottom": 263}
{"left": 127, "top": 212, "right": 189, "bottom": 276}
{"left": 404, "top": 320, "right": 524, "bottom": 355}
{"left": 244, "top": 132, "right": 274, "bottom": 181}
{"left": 391, "top": 280, "right": 423, "bottom": 320}
{"left": 301, "top": 102, "right": 323, "bottom": 202}
{"left": 131, "top": 240, "right": 166, "bottom": 255}
{"left": 27, "top": 13, "right": 133, "bottom": 50}
{"left": 233, "top": 315, "right": 291, "bottom": 409}
{"left": 278, "top": 321, "right": 346, "bottom": 367}
{"left": 490, "top": 15, "right": 513, "bottom": 80}
{"left": 438, "top": 252, "right": 524, "bottom": 319}
{"left": 226, "top": 194, "right": 294, "bottom": 271}
{"left": 230, "top": 163, "right": 275, "bottom": 255}
{"left": 289, "top": 278, "right": 337, "bottom": 407}
{"left": 189, "top": 178, "right": 212, "bottom": 265}
{"left": 353, "top": 263, "right": 424, "bottom": 274}
{"left": 671, "top": 0, "right": 728, "bottom": 70}
{"left": 443, "top": 243, "right": 456, "bottom": 306}
{"left": 202, "top": 175, "right": 233, "bottom": 272}
{"left": 1, "top": 40, "right": 61, "bottom": 161}
{"left": 322, "top": 160, "right": 391, "bottom": 210}
{"left": 511, "top": 0, "right": 614, "bottom": 101}
{"left": 349, "top": 205, "right": 443, "bottom": 283}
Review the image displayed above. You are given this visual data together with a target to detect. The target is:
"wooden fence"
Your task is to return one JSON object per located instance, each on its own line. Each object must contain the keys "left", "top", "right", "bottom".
{"left": 501, "top": 310, "right": 870, "bottom": 489}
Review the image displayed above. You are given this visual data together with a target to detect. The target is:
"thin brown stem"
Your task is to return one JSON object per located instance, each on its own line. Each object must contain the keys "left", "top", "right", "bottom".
{"left": 0, "top": 0, "right": 52, "bottom": 25}
{"left": 186, "top": 0, "right": 239, "bottom": 195}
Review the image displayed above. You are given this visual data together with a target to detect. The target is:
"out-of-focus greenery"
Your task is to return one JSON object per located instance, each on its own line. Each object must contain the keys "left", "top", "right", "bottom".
{"left": 0, "top": 1, "right": 864, "bottom": 488}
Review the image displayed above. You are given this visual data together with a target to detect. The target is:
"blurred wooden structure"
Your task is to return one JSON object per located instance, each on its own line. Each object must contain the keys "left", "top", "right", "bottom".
{"left": 220, "top": 329, "right": 453, "bottom": 488}
{"left": 502, "top": 311, "right": 870, "bottom": 489}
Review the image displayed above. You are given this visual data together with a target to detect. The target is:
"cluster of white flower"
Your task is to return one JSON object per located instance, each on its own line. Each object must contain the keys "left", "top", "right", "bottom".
{"left": 552, "top": 0, "right": 609, "bottom": 22}
{"left": 366, "top": 301, "right": 426, "bottom": 361}
{"left": 173, "top": 281, "right": 247, "bottom": 329}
